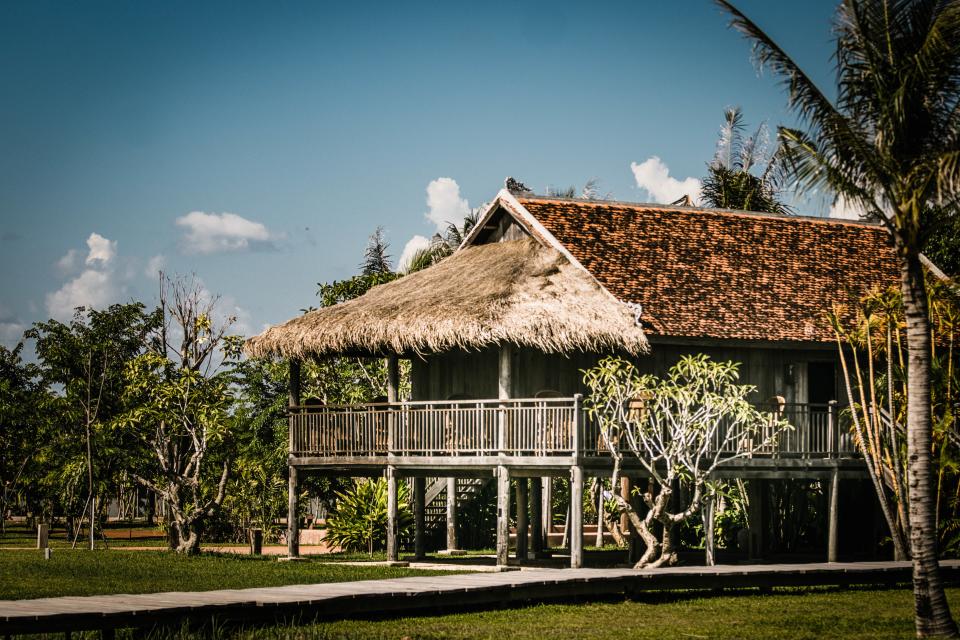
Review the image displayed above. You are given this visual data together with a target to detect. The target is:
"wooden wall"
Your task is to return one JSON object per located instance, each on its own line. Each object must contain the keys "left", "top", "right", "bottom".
{"left": 409, "top": 341, "right": 843, "bottom": 404}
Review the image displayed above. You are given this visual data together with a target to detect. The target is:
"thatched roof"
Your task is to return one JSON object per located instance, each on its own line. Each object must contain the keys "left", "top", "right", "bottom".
{"left": 245, "top": 237, "right": 649, "bottom": 359}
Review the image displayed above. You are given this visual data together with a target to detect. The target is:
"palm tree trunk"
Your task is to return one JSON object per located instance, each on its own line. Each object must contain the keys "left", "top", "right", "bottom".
{"left": 901, "top": 250, "right": 958, "bottom": 638}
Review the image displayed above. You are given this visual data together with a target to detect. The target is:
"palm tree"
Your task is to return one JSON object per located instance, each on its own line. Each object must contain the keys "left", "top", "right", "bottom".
{"left": 717, "top": 1, "right": 960, "bottom": 636}
{"left": 361, "top": 227, "right": 392, "bottom": 276}
{"left": 700, "top": 107, "right": 792, "bottom": 214}
{"left": 404, "top": 210, "right": 480, "bottom": 274}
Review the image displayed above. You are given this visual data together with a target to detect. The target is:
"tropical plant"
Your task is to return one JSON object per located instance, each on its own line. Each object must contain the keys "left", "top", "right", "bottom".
{"left": 544, "top": 178, "right": 610, "bottom": 201}
{"left": 582, "top": 354, "right": 788, "bottom": 568}
{"left": 361, "top": 227, "right": 392, "bottom": 276}
{"left": 404, "top": 209, "right": 480, "bottom": 274}
{"left": 718, "top": 1, "right": 960, "bottom": 634}
{"left": 700, "top": 107, "right": 791, "bottom": 214}
{"left": 325, "top": 478, "right": 413, "bottom": 553}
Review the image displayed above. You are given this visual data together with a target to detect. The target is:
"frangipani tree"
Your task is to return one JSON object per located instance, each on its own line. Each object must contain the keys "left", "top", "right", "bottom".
{"left": 583, "top": 354, "right": 788, "bottom": 568}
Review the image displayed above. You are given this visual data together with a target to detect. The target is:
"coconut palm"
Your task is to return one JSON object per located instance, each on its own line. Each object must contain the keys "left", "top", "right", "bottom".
{"left": 404, "top": 210, "right": 480, "bottom": 274}
{"left": 700, "top": 107, "right": 792, "bottom": 214}
{"left": 717, "top": 1, "right": 960, "bottom": 636}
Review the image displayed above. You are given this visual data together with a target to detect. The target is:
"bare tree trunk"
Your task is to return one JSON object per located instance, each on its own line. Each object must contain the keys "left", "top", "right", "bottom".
{"left": 901, "top": 251, "right": 958, "bottom": 638}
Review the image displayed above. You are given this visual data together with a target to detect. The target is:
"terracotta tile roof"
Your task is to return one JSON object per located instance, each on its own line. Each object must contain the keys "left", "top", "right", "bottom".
{"left": 516, "top": 197, "right": 900, "bottom": 343}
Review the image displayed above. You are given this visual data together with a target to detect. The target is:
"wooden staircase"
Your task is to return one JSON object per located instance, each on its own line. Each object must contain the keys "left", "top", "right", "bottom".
{"left": 422, "top": 477, "right": 491, "bottom": 535}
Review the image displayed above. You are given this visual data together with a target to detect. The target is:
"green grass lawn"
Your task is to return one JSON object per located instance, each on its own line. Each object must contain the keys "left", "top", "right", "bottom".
{"left": 146, "top": 587, "right": 960, "bottom": 640}
{"left": 0, "top": 549, "right": 458, "bottom": 600}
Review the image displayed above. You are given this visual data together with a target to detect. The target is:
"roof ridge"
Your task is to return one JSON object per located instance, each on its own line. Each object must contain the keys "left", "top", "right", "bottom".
{"left": 517, "top": 195, "right": 885, "bottom": 229}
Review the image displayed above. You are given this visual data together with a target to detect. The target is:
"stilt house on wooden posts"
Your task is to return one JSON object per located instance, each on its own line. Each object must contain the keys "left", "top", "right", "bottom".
{"left": 246, "top": 185, "right": 907, "bottom": 567}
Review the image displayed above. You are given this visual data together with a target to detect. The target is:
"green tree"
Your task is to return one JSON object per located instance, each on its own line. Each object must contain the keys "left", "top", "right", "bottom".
{"left": 116, "top": 277, "right": 242, "bottom": 554}
{"left": 700, "top": 107, "right": 791, "bottom": 214}
{"left": 718, "top": 1, "right": 960, "bottom": 634}
{"left": 26, "top": 304, "right": 158, "bottom": 543}
{"left": 361, "top": 226, "right": 392, "bottom": 276}
{"left": 404, "top": 210, "right": 480, "bottom": 274}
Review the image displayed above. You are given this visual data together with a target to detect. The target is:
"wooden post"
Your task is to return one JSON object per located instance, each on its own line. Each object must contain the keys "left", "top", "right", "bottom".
{"left": 414, "top": 476, "right": 426, "bottom": 560}
{"left": 827, "top": 399, "right": 837, "bottom": 456}
{"left": 445, "top": 477, "right": 459, "bottom": 552}
{"left": 287, "top": 465, "right": 299, "bottom": 559}
{"left": 249, "top": 528, "right": 263, "bottom": 556}
{"left": 386, "top": 355, "right": 399, "bottom": 453}
{"left": 37, "top": 523, "right": 49, "bottom": 550}
{"left": 703, "top": 494, "right": 716, "bottom": 567}
{"left": 620, "top": 476, "right": 631, "bottom": 534}
{"left": 386, "top": 466, "right": 399, "bottom": 563}
{"left": 543, "top": 477, "right": 553, "bottom": 535}
{"left": 496, "top": 465, "right": 511, "bottom": 567}
{"left": 570, "top": 465, "right": 584, "bottom": 568}
{"left": 747, "top": 480, "right": 762, "bottom": 560}
{"left": 531, "top": 477, "right": 543, "bottom": 555}
{"left": 516, "top": 478, "right": 528, "bottom": 561}
{"left": 498, "top": 346, "right": 512, "bottom": 454}
{"left": 572, "top": 394, "right": 582, "bottom": 456}
{"left": 828, "top": 467, "right": 840, "bottom": 562}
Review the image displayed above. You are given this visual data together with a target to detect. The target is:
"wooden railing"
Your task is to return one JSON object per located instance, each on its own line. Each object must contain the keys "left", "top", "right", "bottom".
{"left": 289, "top": 398, "right": 857, "bottom": 460}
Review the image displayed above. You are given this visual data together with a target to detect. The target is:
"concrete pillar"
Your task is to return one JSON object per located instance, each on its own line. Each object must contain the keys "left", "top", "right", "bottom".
{"left": 386, "top": 467, "right": 399, "bottom": 562}
{"left": 413, "top": 476, "right": 426, "bottom": 560}
{"left": 445, "top": 477, "right": 459, "bottom": 552}
{"left": 570, "top": 465, "right": 584, "bottom": 568}
{"left": 516, "top": 478, "right": 529, "bottom": 561}
{"left": 703, "top": 494, "right": 715, "bottom": 567}
{"left": 531, "top": 477, "right": 543, "bottom": 555}
{"left": 496, "top": 466, "right": 512, "bottom": 567}
{"left": 287, "top": 465, "right": 299, "bottom": 559}
{"left": 828, "top": 467, "right": 840, "bottom": 562}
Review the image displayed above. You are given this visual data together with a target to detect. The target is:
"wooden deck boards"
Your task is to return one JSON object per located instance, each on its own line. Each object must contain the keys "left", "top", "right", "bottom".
{"left": 3, "top": 561, "right": 957, "bottom": 635}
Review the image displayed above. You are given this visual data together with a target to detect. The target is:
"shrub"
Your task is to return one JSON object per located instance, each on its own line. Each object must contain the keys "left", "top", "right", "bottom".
{"left": 325, "top": 478, "right": 412, "bottom": 553}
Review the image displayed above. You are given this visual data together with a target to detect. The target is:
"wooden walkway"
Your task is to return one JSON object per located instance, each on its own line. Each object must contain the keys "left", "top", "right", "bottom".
{"left": 3, "top": 561, "right": 959, "bottom": 635}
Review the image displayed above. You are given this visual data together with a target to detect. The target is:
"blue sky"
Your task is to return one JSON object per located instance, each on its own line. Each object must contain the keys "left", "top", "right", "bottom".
{"left": 0, "top": 0, "right": 844, "bottom": 348}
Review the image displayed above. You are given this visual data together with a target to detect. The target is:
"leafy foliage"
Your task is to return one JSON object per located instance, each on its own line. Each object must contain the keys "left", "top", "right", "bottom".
{"left": 325, "top": 478, "right": 413, "bottom": 553}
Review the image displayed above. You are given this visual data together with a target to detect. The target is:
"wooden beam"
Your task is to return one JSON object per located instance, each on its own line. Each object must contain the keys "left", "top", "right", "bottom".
{"left": 516, "top": 478, "right": 528, "bottom": 561}
{"left": 828, "top": 466, "right": 840, "bottom": 562}
{"left": 386, "top": 466, "right": 398, "bottom": 563}
{"left": 570, "top": 465, "right": 584, "bottom": 569}
{"left": 413, "top": 476, "right": 426, "bottom": 560}
{"left": 530, "top": 477, "right": 543, "bottom": 555}
{"left": 446, "top": 477, "right": 459, "bottom": 552}
{"left": 287, "top": 466, "right": 299, "bottom": 559}
{"left": 496, "top": 465, "right": 511, "bottom": 567}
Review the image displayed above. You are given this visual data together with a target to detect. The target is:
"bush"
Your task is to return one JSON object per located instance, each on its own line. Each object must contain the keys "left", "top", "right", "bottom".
{"left": 325, "top": 478, "right": 412, "bottom": 553}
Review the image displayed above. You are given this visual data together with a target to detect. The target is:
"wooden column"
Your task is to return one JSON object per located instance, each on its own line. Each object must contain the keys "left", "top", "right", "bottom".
{"left": 386, "top": 355, "right": 399, "bottom": 453}
{"left": 543, "top": 477, "right": 553, "bottom": 535}
{"left": 287, "top": 465, "right": 299, "bottom": 559}
{"left": 445, "top": 477, "right": 459, "bottom": 552}
{"left": 747, "top": 480, "right": 764, "bottom": 560}
{"left": 496, "top": 466, "right": 511, "bottom": 567}
{"left": 570, "top": 465, "right": 584, "bottom": 568}
{"left": 498, "top": 346, "right": 512, "bottom": 454}
{"left": 530, "top": 477, "right": 543, "bottom": 555}
{"left": 516, "top": 478, "right": 529, "bottom": 561}
{"left": 287, "top": 358, "right": 301, "bottom": 559}
{"left": 386, "top": 466, "right": 399, "bottom": 563}
{"left": 413, "top": 476, "right": 426, "bottom": 560}
{"left": 828, "top": 467, "right": 840, "bottom": 562}
{"left": 703, "top": 494, "right": 716, "bottom": 567}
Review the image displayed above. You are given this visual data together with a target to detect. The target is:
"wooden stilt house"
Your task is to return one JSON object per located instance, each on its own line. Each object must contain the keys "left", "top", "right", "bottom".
{"left": 246, "top": 186, "right": 904, "bottom": 567}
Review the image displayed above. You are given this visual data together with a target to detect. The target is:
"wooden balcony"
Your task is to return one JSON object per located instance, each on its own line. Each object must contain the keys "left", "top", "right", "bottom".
{"left": 288, "top": 397, "right": 858, "bottom": 467}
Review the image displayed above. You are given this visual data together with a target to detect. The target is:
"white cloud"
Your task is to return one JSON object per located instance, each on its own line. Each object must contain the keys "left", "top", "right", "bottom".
{"left": 0, "top": 304, "right": 25, "bottom": 347}
{"left": 630, "top": 157, "right": 702, "bottom": 204}
{"left": 45, "top": 269, "right": 119, "bottom": 321}
{"left": 175, "top": 211, "right": 274, "bottom": 254}
{"left": 398, "top": 235, "right": 432, "bottom": 272}
{"left": 425, "top": 178, "right": 470, "bottom": 231}
{"left": 85, "top": 232, "right": 116, "bottom": 265}
{"left": 828, "top": 195, "right": 866, "bottom": 220}
{"left": 55, "top": 249, "right": 80, "bottom": 275}
{"left": 145, "top": 254, "right": 166, "bottom": 279}
{"left": 45, "top": 233, "right": 124, "bottom": 320}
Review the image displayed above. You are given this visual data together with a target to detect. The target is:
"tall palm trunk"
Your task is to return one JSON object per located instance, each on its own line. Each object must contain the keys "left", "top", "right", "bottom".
{"left": 900, "top": 248, "right": 958, "bottom": 638}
